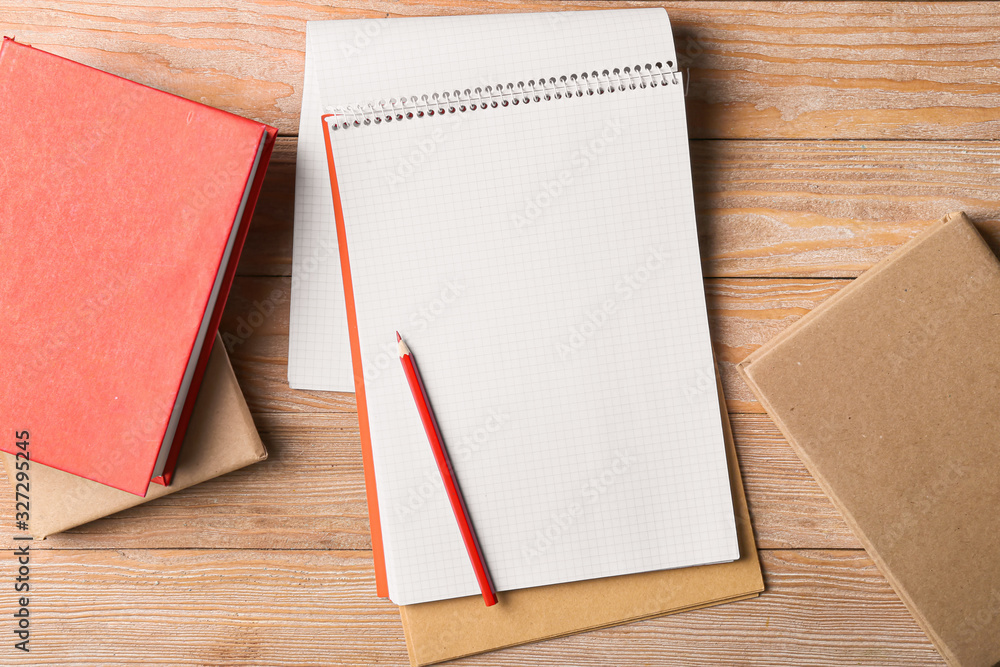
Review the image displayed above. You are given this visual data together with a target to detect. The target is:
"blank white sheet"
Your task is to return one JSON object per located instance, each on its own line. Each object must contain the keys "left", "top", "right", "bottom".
{"left": 328, "top": 78, "right": 739, "bottom": 605}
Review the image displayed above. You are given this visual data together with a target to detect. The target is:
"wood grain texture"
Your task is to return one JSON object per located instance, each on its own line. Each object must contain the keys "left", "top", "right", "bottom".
{"left": 0, "top": 413, "right": 858, "bottom": 551}
{"left": 0, "top": 549, "right": 943, "bottom": 666}
{"left": 239, "top": 138, "right": 1000, "bottom": 279}
{"left": 2, "top": 3, "right": 986, "bottom": 664}
{"left": 691, "top": 140, "right": 1000, "bottom": 276}
{"left": 3, "top": 3, "right": 1000, "bottom": 138}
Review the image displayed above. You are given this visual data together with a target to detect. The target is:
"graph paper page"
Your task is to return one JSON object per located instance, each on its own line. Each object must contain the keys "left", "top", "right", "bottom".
{"left": 328, "top": 78, "right": 739, "bottom": 604}
{"left": 290, "top": 8, "right": 679, "bottom": 390}
{"left": 289, "top": 29, "right": 354, "bottom": 391}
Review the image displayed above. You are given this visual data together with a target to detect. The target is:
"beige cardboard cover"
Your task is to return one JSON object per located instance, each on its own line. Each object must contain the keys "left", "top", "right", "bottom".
{"left": 399, "top": 361, "right": 763, "bottom": 666}
{"left": 739, "top": 212, "right": 1000, "bottom": 667}
{"left": 2, "top": 333, "right": 267, "bottom": 538}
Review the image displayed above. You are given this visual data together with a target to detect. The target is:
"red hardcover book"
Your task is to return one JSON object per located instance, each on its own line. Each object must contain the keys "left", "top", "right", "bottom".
{"left": 0, "top": 38, "right": 276, "bottom": 496}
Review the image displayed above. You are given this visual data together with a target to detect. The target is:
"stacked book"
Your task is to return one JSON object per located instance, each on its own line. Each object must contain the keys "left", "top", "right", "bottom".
{"left": 0, "top": 39, "right": 274, "bottom": 533}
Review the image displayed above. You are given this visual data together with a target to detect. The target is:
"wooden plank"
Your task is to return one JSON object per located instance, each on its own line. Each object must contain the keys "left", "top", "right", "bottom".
{"left": 3, "top": 3, "right": 1000, "bottom": 139}
{"left": 219, "top": 275, "right": 845, "bottom": 414}
{"left": 239, "top": 138, "right": 1000, "bottom": 278}
{"left": 670, "top": 1, "right": 1000, "bottom": 141}
{"left": 0, "top": 413, "right": 857, "bottom": 551}
{"left": 690, "top": 140, "right": 1000, "bottom": 277}
{"left": 5, "top": 549, "right": 405, "bottom": 666}
{"left": 0, "top": 549, "right": 941, "bottom": 666}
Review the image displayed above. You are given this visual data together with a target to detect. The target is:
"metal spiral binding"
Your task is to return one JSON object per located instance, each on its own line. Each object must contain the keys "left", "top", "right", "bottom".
{"left": 328, "top": 61, "right": 680, "bottom": 130}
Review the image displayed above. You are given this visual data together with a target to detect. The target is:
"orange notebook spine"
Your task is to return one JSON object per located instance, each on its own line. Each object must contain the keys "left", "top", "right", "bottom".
{"left": 321, "top": 115, "right": 388, "bottom": 597}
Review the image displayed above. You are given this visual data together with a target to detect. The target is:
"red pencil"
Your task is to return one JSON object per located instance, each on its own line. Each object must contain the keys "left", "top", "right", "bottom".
{"left": 396, "top": 332, "right": 498, "bottom": 607}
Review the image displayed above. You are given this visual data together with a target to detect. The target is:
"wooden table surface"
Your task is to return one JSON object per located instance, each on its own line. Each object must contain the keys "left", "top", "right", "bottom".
{"left": 3, "top": 2, "right": 999, "bottom": 665}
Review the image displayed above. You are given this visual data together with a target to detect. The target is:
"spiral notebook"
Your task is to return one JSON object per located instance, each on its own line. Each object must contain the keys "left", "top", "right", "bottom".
{"left": 292, "top": 9, "right": 740, "bottom": 606}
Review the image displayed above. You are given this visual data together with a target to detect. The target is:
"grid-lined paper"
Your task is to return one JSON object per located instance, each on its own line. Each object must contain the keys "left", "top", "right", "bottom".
{"left": 289, "top": 24, "right": 353, "bottom": 391}
{"left": 290, "top": 9, "right": 683, "bottom": 390}
{"left": 294, "top": 9, "right": 739, "bottom": 606}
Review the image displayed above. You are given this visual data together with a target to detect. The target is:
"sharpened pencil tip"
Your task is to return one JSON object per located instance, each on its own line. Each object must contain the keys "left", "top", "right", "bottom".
{"left": 396, "top": 331, "right": 401, "bottom": 342}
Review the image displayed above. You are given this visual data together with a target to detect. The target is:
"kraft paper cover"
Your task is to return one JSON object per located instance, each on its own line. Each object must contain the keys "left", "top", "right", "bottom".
{"left": 739, "top": 212, "right": 1000, "bottom": 667}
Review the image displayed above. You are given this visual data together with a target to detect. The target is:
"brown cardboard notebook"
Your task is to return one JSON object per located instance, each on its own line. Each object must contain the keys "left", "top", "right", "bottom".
{"left": 399, "top": 361, "right": 763, "bottom": 666}
{"left": 738, "top": 212, "right": 1000, "bottom": 667}
{"left": 1, "top": 334, "right": 267, "bottom": 538}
